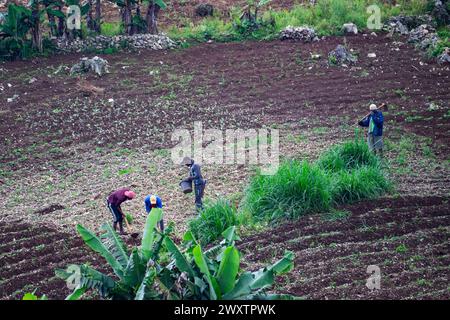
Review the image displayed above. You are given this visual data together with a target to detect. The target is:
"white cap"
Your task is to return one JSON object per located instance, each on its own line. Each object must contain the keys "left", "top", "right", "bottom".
{"left": 369, "top": 104, "right": 378, "bottom": 111}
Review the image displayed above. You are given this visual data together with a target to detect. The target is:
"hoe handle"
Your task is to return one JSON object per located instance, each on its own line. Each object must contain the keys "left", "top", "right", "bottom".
{"left": 123, "top": 214, "right": 132, "bottom": 233}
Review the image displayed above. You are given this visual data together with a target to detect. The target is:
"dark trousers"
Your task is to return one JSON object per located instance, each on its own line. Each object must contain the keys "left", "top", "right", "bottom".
{"left": 194, "top": 182, "right": 205, "bottom": 211}
{"left": 107, "top": 200, "right": 124, "bottom": 232}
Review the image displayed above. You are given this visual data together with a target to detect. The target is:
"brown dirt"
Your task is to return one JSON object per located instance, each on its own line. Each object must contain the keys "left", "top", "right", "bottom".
{"left": 0, "top": 33, "right": 449, "bottom": 300}
{"left": 238, "top": 195, "right": 450, "bottom": 300}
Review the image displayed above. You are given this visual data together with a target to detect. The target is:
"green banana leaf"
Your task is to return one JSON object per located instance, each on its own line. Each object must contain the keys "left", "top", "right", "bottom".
{"left": 100, "top": 223, "right": 129, "bottom": 270}
{"left": 123, "top": 248, "right": 146, "bottom": 289}
{"left": 164, "top": 236, "right": 195, "bottom": 279}
{"left": 76, "top": 224, "right": 125, "bottom": 279}
{"left": 268, "top": 250, "right": 295, "bottom": 274}
{"left": 135, "top": 266, "right": 158, "bottom": 300}
{"left": 193, "top": 244, "right": 221, "bottom": 300}
{"left": 141, "top": 208, "right": 163, "bottom": 261}
{"left": 216, "top": 246, "right": 240, "bottom": 294}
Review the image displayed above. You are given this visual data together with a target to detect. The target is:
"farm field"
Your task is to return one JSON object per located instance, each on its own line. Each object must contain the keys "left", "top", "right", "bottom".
{"left": 1, "top": 31, "right": 449, "bottom": 299}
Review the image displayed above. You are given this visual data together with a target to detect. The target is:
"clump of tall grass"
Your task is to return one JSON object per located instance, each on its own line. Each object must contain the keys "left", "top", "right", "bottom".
{"left": 242, "top": 137, "right": 392, "bottom": 223}
{"left": 242, "top": 160, "right": 332, "bottom": 222}
{"left": 317, "top": 137, "right": 379, "bottom": 172}
{"left": 188, "top": 198, "right": 239, "bottom": 245}
{"left": 331, "top": 166, "right": 392, "bottom": 204}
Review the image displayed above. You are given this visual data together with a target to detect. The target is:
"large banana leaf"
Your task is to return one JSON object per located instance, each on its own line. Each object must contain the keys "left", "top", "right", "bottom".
{"left": 76, "top": 224, "right": 125, "bottom": 278}
{"left": 57, "top": 264, "right": 117, "bottom": 300}
{"left": 141, "top": 208, "right": 163, "bottom": 261}
{"left": 123, "top": 248, "right": 146, "bottom": 289}
{"left": 193, "top": 244, "right": 221, "bottom": 300}
{"left": 216, "top": 246, "right": 240, "bottom": 294}
{"left": 222, "top": 251, "right": 295, "bottom": 300}
{"left": 164, "top": 236, "right": 195, "bottom": 279}
{"left": 135, "top": 266, "right": 158, "bottom": 300}
{"left": 100, "top": 223, "right": 129, "bottom": 270}
{"left": 268, "top": 250, "right": 294, "bottom": 274}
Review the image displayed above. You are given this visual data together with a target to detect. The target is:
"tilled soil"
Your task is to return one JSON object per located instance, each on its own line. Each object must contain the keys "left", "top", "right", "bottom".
{"left": 238, "top": 195, "right": 450, "bottom": 299}
{"left": 0, "top": 219, "right": 134, "bottom": 300}
{"left": 1, "top": 33, "right": 449, "bottom": 300}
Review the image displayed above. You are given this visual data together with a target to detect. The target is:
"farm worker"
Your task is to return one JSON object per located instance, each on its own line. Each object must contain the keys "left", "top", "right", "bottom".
{"left": 144, "top": 194, "right": 164, "bottom": 231}
{"left": 358, "top": 103, "right": 384, "bottom": 157}
{"left": 106, "top": 188, "right": 136, "bottom": 235}
{"left": 181, "top": 156, "right": 206, "bottom": 211}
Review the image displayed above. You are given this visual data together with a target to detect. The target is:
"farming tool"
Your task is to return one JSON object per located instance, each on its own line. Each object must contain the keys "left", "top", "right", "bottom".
{"left": 123, "top": 213, "right": 139, "bottom": 239}
{"left": 358, "top": 103, "right": 388, "bottom": 123}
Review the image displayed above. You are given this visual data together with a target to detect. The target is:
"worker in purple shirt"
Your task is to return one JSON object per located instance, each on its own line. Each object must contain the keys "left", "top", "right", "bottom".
{"left": 106, "top": 188, "right": 136, "bottom": 234}
{"left": 144, "top": 194, "right": 164, "bottom": 231}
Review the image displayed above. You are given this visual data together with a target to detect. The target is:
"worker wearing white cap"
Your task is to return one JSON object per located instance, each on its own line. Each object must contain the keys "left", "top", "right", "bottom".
{"left": 144, "top": 194, "right": 164, "bottom": 231}
{"left": 358, "top": 103, "right": 385, "bottom": 156}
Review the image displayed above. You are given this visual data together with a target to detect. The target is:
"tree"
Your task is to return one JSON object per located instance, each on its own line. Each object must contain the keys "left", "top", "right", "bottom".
{"left": 146, "top": 0, "right": 166, "bottom": 34}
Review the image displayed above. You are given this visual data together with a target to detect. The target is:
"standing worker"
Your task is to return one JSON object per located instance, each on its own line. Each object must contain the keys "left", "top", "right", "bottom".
{"left": 358, "top": 103, "right": 385, "bottom": 157}
{"left": 106, "top": 188, "right": 136, "bottom": 235}
{"left": 144, "top": 194, "right": 164, "bottom": 231}
{"left": 181, "top": 157, "right": 206, "bottom": 211}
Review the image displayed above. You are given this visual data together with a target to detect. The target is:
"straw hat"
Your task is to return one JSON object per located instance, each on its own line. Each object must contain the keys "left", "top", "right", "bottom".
{"left": 369, "top": 104, "right": 378, "bottom": 111}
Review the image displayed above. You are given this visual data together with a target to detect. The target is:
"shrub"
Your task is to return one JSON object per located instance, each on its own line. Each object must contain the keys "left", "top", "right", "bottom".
{"left": 189, "top": 199, "right": 239, "bottom": 245}
{"left": 242, "top": 161, "right": 332, "bottom": 222}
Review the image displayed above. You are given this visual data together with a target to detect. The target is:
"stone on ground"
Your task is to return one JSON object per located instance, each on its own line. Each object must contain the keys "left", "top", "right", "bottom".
{"left": 70, "top": 56, "right": 110, "bottom": 77}
{"left": 280, "top": 26, "right": 319, "bottom": 42}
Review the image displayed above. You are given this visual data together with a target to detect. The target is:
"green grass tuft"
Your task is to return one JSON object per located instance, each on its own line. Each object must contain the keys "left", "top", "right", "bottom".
{"left": 188, "top": 199, "right": 239, "bottom": 245}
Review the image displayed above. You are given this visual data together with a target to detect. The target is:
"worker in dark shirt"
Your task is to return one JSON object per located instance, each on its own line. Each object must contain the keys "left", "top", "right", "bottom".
{"left": 181, "top": 157, "right": 206, "bottom": 211}
{"left": 106, "top": 188, "right": 136, "bottom": 234}
{"left": 144, "top": 194, "right": 164, "bottom": 231}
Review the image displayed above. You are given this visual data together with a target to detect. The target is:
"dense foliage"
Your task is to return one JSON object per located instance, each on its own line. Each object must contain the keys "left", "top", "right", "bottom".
{"left": 56, "top": 208, "right": 295, "bottom": 300}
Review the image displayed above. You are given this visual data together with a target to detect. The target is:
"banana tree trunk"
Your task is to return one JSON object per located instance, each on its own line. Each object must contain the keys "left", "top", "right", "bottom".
{"left": 146, "top": 1, "right": 160, "bottom": 35}
{"left": 86, "top": 0, "right": 95, "bottom": 32}
{"left": 46, "top": 8, "right": 58, "bottom": 37}
{"left": 57, "top": 4, "right": 65, "bottom": 37}
{"left": 31, "top": 4, "right": 43, "bottom": 52}
{"left": 122, "top": 0, "right": 133, "bottom": 35}
{"left": 94, "top": 0, "right": 101, "bottom": 33}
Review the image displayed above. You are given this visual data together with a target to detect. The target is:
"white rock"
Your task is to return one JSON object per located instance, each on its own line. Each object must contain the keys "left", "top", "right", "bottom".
{"left": 368, "top": 53, "right": 377, "bottom": 58}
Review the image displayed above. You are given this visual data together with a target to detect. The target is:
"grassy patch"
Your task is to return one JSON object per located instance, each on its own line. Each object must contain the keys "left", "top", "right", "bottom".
{"left": 188, "top": 199, "right": 239, "bottom": 245}
{"left": 242, "top": 137, "right": 391, "bottom": 223}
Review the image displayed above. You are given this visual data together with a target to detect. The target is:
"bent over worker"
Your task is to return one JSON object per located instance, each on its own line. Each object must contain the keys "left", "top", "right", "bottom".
{"left": 106, "top": 188, "right": 136, "bottom": 234}
{"left": 144, "top": 194, "right": 164, "bottom": 231}
{"left": 181, "top": 157, "right": 206, "bottom": 211}
{"left": 358, "top": 103, "right": 384, "bottom": 157}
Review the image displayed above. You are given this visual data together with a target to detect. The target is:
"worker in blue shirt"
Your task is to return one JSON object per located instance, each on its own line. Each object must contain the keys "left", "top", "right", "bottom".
{"left": 144, "top": 194, "right": 164, "bottom": 231}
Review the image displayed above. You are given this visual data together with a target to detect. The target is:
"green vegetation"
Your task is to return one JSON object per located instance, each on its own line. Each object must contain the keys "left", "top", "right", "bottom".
{"left": 189, "top": 199, "right": 239, "bottom": 246}
{"left": 242, "top": 136, "right": 392, "bottom": 223}
{"left": 56, "top": 215, "right": 295, "bottom": 300}
{"left": 168, "top": 0, "right": 431, "bottom": 43}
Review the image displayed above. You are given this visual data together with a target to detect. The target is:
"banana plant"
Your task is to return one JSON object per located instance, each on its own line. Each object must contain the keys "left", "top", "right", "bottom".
{"left": 57, "top": 213, "right": 295, "bottom": 300}
{"left": 56, "top": 208, "right": 167, "bottom": 300}
{"left": 163, "top": 226, "right": 295, "bottom": 300}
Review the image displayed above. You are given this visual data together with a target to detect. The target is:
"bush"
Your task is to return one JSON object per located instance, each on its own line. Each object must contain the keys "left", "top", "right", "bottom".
{"left": 242, "top": 161, "right": 332, "bottom": 222}
{"left": 189, "top": 199, "right": 239, "bottom": 245}
{"left": 317, "top": 137, "right": 379, "bottom": 172}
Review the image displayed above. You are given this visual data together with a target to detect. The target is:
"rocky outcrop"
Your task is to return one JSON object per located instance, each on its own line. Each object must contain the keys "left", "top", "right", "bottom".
{"left": 328, "top": 45, "right": 357, "bottom": 66}
{"left": 70, "top": 56, "right": 110, "bottom": 77}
